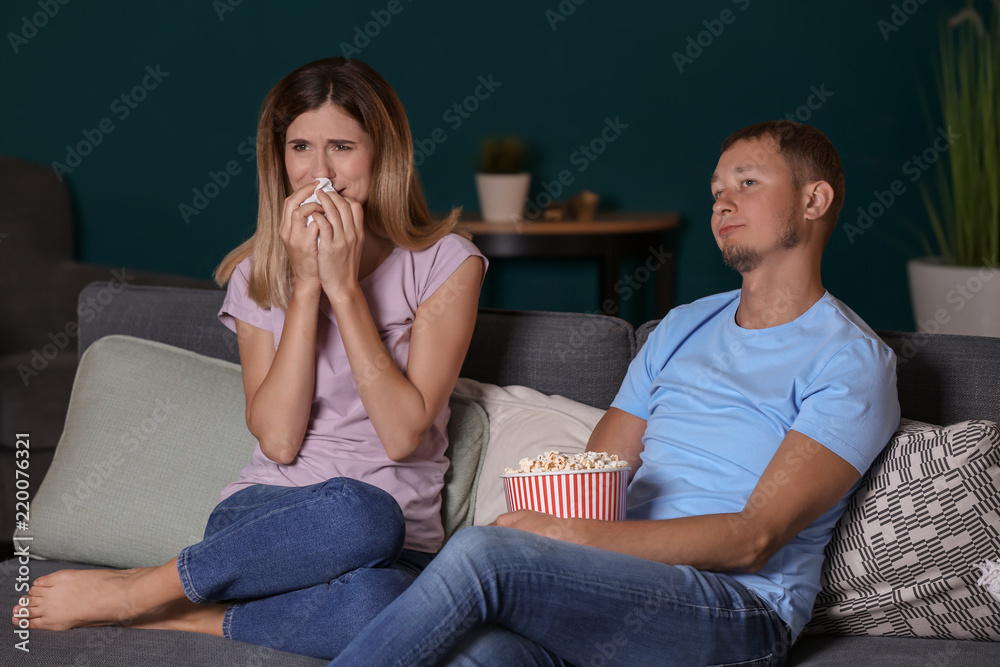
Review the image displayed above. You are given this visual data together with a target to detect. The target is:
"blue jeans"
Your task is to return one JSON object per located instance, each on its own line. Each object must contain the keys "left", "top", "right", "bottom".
{"left": 176, "top": 478, "right": 434, "bottom": 659}
{"left": 329, "top": 526, "right": 791, "bottom": 666}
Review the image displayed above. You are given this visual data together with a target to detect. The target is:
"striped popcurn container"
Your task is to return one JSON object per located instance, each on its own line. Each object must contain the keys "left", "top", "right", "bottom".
{"left": 501, "top": 468, "right": 630, "bottom": 520}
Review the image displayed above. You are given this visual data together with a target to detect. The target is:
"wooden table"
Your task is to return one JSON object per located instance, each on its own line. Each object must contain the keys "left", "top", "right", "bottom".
{"left": 459, "top": 212, "right": 680, "bottom": 317}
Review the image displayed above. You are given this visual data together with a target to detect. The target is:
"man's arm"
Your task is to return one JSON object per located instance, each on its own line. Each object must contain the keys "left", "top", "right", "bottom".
{"left": 497, "top": 428, "right": 860, "bottom": 572}
{"left": 585, "top": 407, "right": 646, "bottom": 482}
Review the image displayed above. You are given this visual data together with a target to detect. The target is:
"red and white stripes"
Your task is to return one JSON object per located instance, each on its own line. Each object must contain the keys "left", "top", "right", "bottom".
{"left": 503, "top": 469, "right": 629, "bottom": 521}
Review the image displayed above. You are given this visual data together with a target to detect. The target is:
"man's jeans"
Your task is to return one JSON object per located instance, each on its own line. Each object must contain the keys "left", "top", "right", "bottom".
{"left": 176, "top": 478, "right": 433, "bottom": 659}
{"left": 329, "top": 526, "right": 790, "bottom": 666}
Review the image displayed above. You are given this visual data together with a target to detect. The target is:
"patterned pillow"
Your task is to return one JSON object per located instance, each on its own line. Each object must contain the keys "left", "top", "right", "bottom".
{"left": 805, "top": 418, "right": 1000, "bottom": 639}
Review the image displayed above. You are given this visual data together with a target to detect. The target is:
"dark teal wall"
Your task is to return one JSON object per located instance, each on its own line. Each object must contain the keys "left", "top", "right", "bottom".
{"left": 2, "top": 0, "right": 965, "bottom": 330}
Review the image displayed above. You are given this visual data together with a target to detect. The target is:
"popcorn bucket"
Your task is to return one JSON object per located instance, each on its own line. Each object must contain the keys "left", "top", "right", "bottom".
{"left": 501, "top": 468, "right": 630, "bottom": 520}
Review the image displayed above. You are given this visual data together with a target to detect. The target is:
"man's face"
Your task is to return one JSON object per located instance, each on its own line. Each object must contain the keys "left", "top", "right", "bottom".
{"left": 710, "top": 138, "right": 802, "bottom": 274}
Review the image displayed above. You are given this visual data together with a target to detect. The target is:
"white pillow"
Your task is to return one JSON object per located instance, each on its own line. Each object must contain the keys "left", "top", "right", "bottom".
{"left": 452, "top": 378, "right": 605, "bottom": 525}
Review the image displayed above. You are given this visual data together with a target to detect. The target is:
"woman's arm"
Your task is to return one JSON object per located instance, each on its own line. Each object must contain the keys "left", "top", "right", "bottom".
{"left": 235, "top": 281, "right": 322, "bottom": 464}
{"left": 235, "top": 181, "right": 335, "bottom": 465}
{"left": 308, "top": 186, "right": 484, "bottom": 461}
{"left": 332, "top": 256, "right": 484, "bottom": 461}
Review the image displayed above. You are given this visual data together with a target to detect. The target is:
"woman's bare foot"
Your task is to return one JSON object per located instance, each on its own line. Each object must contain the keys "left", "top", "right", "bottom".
{"left": 10, "top": 558, "right": 186, "bottom": 631}
{"left": 130, "top": 599, "right": 226, "bottom": 636}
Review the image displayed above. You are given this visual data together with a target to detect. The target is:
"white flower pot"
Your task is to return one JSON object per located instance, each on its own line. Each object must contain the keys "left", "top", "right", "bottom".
{"left": 476, "top": 172, "right": 531, "bottom": 223}
{"left": 907, "top": 257, "right": 1000, "bottom": 337}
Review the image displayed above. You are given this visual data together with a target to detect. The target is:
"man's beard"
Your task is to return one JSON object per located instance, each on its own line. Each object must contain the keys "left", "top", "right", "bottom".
{"left": 721, "top": 208, "right": 800, "bottom": 274}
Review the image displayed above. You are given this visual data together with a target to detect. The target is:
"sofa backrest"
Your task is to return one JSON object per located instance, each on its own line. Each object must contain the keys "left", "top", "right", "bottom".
{"left": 78, "top": 284, "right": 241, "bottom": 365}
{"left": 81, "top": 283, "right": 999, "bottom": 423}
{"left": 462, "top": 309, "right": 634, "bottom": 409}
{"left": 636, "top": 320, "right": 1000, "bottom": 425}
{"left": 77, "top": 284, "right": 636, "bottom": 410}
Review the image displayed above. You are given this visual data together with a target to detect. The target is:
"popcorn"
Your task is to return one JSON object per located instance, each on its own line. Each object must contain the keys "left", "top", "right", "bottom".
{"left": 504, "top": 450, "right": 628, "bottom": 474}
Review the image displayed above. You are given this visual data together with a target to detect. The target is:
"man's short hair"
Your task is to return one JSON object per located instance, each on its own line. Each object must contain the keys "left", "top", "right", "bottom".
{"left": 721, "top": 120, "right": 845, "bottom": 241}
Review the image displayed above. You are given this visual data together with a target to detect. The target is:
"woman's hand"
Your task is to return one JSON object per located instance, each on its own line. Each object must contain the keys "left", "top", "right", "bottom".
{"left": 312, "top": 187, "right": 366, "bottom": 302}
{"left": 279, "top": 181, "right": 327, "bottom": 289}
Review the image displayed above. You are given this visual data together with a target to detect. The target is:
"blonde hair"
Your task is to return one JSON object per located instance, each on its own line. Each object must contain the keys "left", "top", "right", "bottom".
{"left": 213, "top": 57, "right": 464, "bottom": 309}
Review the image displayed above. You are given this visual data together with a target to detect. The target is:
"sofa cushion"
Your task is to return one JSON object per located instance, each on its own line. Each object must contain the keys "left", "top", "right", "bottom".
{"left": 805, "top": 418, "right": 1000, "bottom": 640}
{"left": 787, "top": 634, "right": 1000, "bottom": 666}
{"left": 452, "top": 378, "right": 605, "bottom": 525}
{"left": 0, "top": 559, "right": 327, "bottom": 666}
{"left": 18, "top": 335, "right": 490, "bottom": 568}
{"left": 17, "top": 335, "right": 257, "bottom": 568}
{"left": 440, "top": 394, "right": 490, "bottom": 543}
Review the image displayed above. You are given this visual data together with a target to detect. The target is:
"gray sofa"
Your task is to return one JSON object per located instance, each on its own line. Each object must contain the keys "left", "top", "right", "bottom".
{"left": 1, "top": 283, "right": 998, "bottom": 665}
{"left": 0, "top": 155, "right": 219, "bottom": 556}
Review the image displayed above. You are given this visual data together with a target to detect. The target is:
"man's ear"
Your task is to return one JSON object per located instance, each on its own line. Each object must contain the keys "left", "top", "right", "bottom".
{"left": 803, "top": 181, "right": 834, "bottom": 221}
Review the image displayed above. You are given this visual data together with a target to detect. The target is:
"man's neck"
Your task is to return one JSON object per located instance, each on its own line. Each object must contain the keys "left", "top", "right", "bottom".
{"left": 735, "top": 259, "right": 825, "bottom": 329}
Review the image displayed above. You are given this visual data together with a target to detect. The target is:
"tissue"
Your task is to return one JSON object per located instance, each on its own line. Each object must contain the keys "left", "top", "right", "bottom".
{"left": 302, "top": 178, "right": 336, "bottom": 227}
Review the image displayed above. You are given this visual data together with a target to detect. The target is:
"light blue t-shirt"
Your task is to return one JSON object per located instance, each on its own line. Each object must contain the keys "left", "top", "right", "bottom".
{"left": 611, "top": 289, "right": 900, "bottom": 640}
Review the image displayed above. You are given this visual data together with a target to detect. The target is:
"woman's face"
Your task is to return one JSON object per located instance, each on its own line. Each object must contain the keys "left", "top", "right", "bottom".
{"left": 284, "top": 102, "right": 375, "bottom": 203}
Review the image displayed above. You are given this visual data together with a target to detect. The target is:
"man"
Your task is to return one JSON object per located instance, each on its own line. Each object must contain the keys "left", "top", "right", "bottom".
{"left": 329, "top": 121, "right": 900, "bottom": 666}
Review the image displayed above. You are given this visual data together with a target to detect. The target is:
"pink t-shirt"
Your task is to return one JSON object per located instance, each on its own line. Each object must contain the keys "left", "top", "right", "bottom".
{"left": 217, "top": 233, "right": 486, "bottom": 553}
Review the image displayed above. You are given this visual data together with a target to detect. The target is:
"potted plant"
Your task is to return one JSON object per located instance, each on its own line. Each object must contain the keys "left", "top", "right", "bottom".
{"left": 475, "top": 135, "right": 530, "bottom": 223}
{"left": 909, "top": 3, "right": 1000, "bottom": 336}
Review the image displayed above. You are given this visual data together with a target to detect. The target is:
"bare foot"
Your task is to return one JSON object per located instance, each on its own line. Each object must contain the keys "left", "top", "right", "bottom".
{"left": 130, "top": 599, "right": 226, "bottom": 636}
{"left": 10, "top": 559, "right": 185, "bottom": 631}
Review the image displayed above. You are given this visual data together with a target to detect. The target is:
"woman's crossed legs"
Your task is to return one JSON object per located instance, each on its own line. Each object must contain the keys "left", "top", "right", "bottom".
{"left": 11, "top": 478, "right": 420, "bottom": 659}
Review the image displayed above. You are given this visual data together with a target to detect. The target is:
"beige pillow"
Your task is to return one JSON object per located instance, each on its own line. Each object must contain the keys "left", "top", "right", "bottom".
{"left": 18, "top": 336, "right": 493, "bottom": 568}
{"left": 452, "top": 378, "right": 605, "bottom": 525}
{"left": 19, "top": 335, "right": 256, "bottom": 568}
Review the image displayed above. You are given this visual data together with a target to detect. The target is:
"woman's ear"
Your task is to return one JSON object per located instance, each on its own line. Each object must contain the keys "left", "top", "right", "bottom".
{"left": 803, "top": 181, "right": 834, "bottom": 221}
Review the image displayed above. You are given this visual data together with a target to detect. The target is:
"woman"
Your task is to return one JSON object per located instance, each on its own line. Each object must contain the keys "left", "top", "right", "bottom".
{"left": 12, "top": 57, "right": 486, "bottom": 660}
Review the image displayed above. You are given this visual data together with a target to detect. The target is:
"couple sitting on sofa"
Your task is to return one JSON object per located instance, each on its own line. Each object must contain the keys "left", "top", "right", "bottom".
{"left": 11, "top": 56, "right": 898, "bottom": 667}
